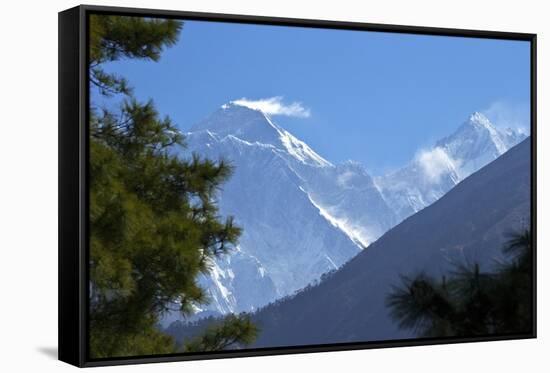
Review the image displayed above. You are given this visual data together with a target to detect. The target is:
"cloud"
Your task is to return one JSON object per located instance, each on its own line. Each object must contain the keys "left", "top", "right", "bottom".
{"left": 416, "top": 147, "right": 459, "bottom": 184}
{"left": 336, "top": 170, "right": 355, "bottom": 188}
{"left": 482, "top": 101, "right": 530, "bottom": 135}
{"left": 231, "top": 96, "right": 311, "bottom": 118}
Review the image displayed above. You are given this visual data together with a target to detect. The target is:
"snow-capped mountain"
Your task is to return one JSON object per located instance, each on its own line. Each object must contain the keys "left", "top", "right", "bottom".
{"left": 376, "top": 112, "right": 526, "bottom": 221}
{"left": 161, "top": 105, "right": 525, "bottom": 326}
{"left": 247, "top": 137, "right": 531, "bottom": 347}
{"left": 161, "top": 103, "right": 396, "bottom": 325}
{"left": 167, "top": 137, "right": 531, "bottom": 346}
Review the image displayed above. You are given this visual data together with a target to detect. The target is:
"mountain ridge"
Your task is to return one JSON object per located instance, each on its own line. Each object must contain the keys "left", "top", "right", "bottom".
{"left": 376, "top": 111, "right": 526, "bottom": 221}
{"left": 248, "top": 137, "right": 531, "bottom": 347}
{"left": 162, "top": 102, "right": 526, "bottom": 325}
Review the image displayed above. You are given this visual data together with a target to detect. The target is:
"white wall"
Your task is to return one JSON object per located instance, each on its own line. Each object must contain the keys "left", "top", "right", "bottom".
{"left": 0, "top": 0, "right": 547, "bottom": 371}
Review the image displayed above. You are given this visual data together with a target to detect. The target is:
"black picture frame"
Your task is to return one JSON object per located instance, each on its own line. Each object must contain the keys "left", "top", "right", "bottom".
{"left": 59, "top": 4, "right": 537, "bottom": 367}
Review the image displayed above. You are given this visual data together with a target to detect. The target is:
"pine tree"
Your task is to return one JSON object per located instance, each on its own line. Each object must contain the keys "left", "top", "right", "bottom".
{"left": 184, "top": 314, "right": 259, "bottom": 352}
{"left": 386, "top": 230, "right": 533, "bottom": 337}
{"left": 88, "top": 15, "right": 257, "bottom": 358}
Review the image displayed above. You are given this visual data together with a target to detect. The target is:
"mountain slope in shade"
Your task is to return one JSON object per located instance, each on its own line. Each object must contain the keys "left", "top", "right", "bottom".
{"left": 249, "top": 138, "right": 531, "bottom": 347}
{"left": 161, "top": 103, "right": 396, "bottom": 323}
{"left": 376, "top": 112, "right": 526, "bottom": 221}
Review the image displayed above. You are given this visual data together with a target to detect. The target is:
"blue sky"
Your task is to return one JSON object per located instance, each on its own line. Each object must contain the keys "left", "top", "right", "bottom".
{"left": 98, "top": 19, "right": 531, "bottom": 174}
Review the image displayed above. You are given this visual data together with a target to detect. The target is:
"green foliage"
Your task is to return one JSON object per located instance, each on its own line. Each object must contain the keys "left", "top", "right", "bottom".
{"left": 184, "top": 315, "right": 259, "bottom": 352}
{"left": 90, "top": 15, "right": 182, "bottom": 63}
{"left": 88, "top": 14, "right": 256, "bottom": 358}
{"left": 89, "top": 15, "right": 182, "bottom": 95}
{"left": 387, "top": 230, "right": 533, "bottom": 337}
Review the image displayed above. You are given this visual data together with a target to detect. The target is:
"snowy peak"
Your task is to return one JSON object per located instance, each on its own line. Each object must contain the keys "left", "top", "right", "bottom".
{"left": 438, "top": 112, "right": 498, "bottom": 147}
{"left": 170, "top": 101, "right": 396, "bottom": 321}
{"left": 191, "top": 102, "right": 332, "bottom": 167}
{"left": 468, "top": 111, "right": 493, "bottom": 128}
{"left": 437, "top": 112, "right": 525, "bottom": 162}
{"left": 377, "top": 111, "right": 526, "bottom": 222}
{"left": 191, "top": 102, "right": 283, "bottom": 146}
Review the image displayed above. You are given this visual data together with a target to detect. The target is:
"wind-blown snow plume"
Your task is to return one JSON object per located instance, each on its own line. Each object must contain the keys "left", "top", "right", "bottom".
{"left": 482, "top": 101, "right": 530, "bottom": 135}
{"left": 416, "top": 147, "right": 460, "bottom": 184}
{"left": 230, "top": 96, "right": 311, "bottom": 118}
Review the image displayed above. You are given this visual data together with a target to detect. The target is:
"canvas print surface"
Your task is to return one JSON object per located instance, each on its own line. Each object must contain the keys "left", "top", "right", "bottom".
{"left": 88, "top": 13, "right": 533, "bottom": 359}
